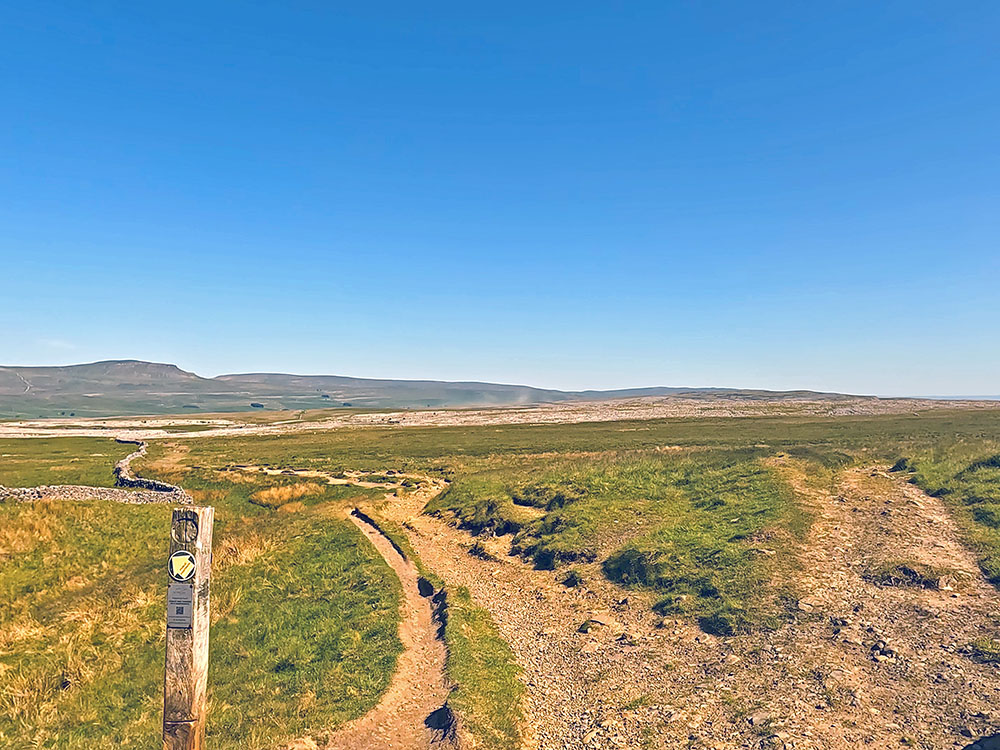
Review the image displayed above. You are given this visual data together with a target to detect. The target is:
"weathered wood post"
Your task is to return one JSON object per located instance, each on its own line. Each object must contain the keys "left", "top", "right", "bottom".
{"left": 163, "top": 506, "right": 214, "bottom": 750}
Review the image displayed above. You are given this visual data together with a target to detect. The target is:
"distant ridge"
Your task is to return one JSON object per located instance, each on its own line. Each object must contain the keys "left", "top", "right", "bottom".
{"left": 0, "top": 360, "right": 861, "bottom": 419}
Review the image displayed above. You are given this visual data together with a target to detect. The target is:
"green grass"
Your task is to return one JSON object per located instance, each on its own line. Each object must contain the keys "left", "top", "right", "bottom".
{"left": 0, "top": 438, "right": 134, "bottom": 487}
{"left": 602, "top": 456, "right": 806, "bottom": 634}
{"left": 135, "top": 441, "right": 386, "bottom": 518}
{"left": 0, "top": 496, "right": 402, "bottom": 749}
{"left": 428, "top": 450, "right": 808, "bottom": 634}
{"left": 150, "top": 406, "right": 1000, "bottom": 634}
{"left": 444, "top": 586, "right": 523, "bottom": 750}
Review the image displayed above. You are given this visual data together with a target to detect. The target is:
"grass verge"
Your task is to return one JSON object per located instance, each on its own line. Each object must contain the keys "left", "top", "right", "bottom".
{"left": 429, "top": 450, "right": 809, "bottom": 634}
{"left": 898, "top": 445, "right": 1000, "bottom": 586}
{"left": 443, "top": 586, "right": 524, "bottom": 750}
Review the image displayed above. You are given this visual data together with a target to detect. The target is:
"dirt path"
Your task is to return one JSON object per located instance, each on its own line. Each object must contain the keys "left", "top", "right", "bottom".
{"left": 317, "top": 508, "right": 452, "bottom": 750}
{"left": 753, "top": 459, "right": 1000, "bottom": 748}
{"left": 371, "top": 462, "right": 1000, "bottom": 750}
{"left": 225, "top": 464, "right": 430, "bottom": 492}
{"left": 374, "top": 481, "right": 707, "bottom": 750}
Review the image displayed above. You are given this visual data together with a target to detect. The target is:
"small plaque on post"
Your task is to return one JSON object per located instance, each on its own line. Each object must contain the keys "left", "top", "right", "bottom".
{"left": 166, "top": 583, "right": 194, "bottom": 629}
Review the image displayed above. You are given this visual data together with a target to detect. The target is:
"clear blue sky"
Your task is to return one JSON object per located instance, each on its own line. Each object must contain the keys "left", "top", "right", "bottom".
{"left": 2, "top": 2, "right": 997, "bottom": 396}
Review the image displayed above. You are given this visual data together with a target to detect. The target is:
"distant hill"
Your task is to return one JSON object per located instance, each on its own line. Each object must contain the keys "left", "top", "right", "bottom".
{"left": 0, "top": 360, "right": 859, "bottom": 419}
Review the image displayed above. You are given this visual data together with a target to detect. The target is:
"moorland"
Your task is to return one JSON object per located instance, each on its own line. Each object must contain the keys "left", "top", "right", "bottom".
{"left": 2, "top": 401, "right": 1000, "bottom": 749}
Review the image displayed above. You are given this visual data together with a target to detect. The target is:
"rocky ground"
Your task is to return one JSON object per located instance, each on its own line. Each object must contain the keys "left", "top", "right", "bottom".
{"left": 1, "top": 396, "right": 996, "bottom": 440}
{"left": 373, "top": 463, "right": 1000, "bottom": 749}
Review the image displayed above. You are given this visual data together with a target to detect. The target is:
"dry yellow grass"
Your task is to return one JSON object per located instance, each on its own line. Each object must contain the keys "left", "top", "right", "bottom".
{"left": 1, "top": 583, "right": 161, "bottom": 727}
{"left": 212, "top": 585, "right": 244, "bottom": 625}
{"left": 214, "top": 531, "right": 280, "bottom": 571}
{"left": 0, "top": 616, "right": 50, "bottom": 652}
{"left": 251, "top": 482, "right": 323, "bottom": 507}
{"left": 142, "top": 442, "right": 191, "bottom": 481}
{"left": 0, "top": 499, "right": 59, "bottom": 556}
{"left": 215, "top": 469, "right": 260, "bottom": 484}
{"left": 189, "top": 488, "right": 229, "bottom": 502}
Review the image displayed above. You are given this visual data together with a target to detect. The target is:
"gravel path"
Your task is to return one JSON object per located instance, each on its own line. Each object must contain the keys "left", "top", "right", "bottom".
{"left": 373, "top": 463, "right": 1000, "bottom": 750}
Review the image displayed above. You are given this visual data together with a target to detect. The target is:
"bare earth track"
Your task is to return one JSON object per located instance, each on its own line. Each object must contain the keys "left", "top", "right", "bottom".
{"left": 314, "top": 509, "right": 452, "bottom": 750}
{"left": 371, "top": 462, "right": 1000, "bottom": 749}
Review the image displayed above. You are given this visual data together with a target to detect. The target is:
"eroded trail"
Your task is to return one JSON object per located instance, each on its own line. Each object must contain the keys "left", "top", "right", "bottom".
{"left": 374, "top": 463, "right": 1000, "bottom": 750}
{"left": 753, "top": 459, "right": 1000, "bottom": 748}
{"left": 319, "top": 508, "right": 452, "bottom": 750}
{"left": 373, "top": 481, "right": 704, "bottom": 749}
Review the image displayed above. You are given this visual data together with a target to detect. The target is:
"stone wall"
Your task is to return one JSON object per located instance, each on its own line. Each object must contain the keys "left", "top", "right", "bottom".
{"left": 0, "top": 484, "right": 188, "bottom": 504}
{"left": 113, "top": 439, "right": 190, "bottom": 496}
{"left": 0, "top": 438, "right": 192, "bottom": 505}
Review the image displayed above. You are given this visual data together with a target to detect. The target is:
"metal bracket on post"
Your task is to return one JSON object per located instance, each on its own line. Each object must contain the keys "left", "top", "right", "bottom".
{"left": 163, "top": 506, "right": 214, "bottom": 750}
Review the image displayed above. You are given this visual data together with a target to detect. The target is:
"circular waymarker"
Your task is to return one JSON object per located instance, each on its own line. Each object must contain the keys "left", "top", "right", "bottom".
{"left": 171, "top": 518, "right": 198, "bottom": 544}
{"left": 168, "top": 550, "right": 197, "bottom": 581}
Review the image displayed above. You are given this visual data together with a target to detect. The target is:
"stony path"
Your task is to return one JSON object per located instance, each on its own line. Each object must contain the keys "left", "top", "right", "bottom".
{"left": 370, "top": 462, "right": 1000, "bottom": 750}
{"left": 374, "top": 481, "right": 709, "bottom": 750}
{"left": 751, "top": 460, "right": 1000, "bottom": 748}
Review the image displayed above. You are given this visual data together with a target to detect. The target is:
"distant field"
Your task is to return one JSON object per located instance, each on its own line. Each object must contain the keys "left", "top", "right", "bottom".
{"left": 146, "top": 406, "right": 1000, "bottom": 596}
{"left": 0, "top": 437, "right": 134, "bottom": 487}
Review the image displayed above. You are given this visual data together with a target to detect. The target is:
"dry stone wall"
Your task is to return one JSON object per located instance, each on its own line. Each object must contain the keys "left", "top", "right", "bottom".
{"left": 112, "top": 439, "right": 189, "bottom": 494}
{"left": 0, "top": 438, "right": 191, "bottom": 505}
{"left": 0, "top": 484, "right": 188, "bottom": 504}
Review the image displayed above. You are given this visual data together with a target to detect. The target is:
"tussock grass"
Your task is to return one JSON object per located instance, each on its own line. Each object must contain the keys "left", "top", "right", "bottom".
{"left": 250, "top": 481, "right": 323, "bottom": 508}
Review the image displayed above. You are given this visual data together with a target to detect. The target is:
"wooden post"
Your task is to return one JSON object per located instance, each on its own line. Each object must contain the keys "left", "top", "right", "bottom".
{"left": 163, "top": 506, "right": 214, "bottom": 750}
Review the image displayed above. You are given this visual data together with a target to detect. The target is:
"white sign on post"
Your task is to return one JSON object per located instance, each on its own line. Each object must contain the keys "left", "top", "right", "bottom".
{"left": 166, "top": 583, "right": 194, "bottom": 628}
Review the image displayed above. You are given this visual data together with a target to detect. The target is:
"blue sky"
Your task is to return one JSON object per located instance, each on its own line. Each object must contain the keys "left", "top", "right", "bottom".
{"left": 1, "top": 2, "right": 997, "bottom": 395}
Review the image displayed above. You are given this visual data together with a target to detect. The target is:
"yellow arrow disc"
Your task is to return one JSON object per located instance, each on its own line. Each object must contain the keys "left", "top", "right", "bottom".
{"left": 168, "top": 550, "right": 196, "bottom": 581}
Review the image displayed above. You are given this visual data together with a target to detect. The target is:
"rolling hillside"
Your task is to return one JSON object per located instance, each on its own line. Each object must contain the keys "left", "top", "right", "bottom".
{"left": 0, "top": 360, "right": 858, "bottom": 419}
